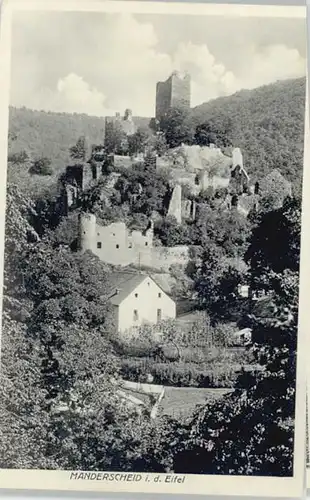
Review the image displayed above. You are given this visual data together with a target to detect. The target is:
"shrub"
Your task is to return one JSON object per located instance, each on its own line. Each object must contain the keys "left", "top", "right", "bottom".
{"left": 179, "top": 347, "right": 205, "bottom": 363}
{"left": 113, "top": 329, "right": 160, "bottom": 358}
{"left": 29, "top": 157, "right": 53, "bottom": 176}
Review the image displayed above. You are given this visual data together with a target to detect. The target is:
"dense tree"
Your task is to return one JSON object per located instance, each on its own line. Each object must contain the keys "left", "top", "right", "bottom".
{"left": 193, "top": 77, "right": 305, "bottom": 190}
{"left": 29, "top": 156, "right": 53, "bottom": 176}
{"left": 160, "top": 107, "right": 194, "bottom": 148}
{"left": 0, "top": 186, "right": 51, "bottom": 468}
{"left": 154, "top": 216, "right": 191, "bottom": 246}
{"left": 0, "top": 316, "right": 53, "bottom": 469}
{"left": 3, "top": 184, "right": 39, "bottom": 312}
{"left": 258, "top": 169, "right": 292, "bottom": 213}
{"left": 127, "top": 127, "right": 151, "bottom": 156}
{"left": 146, "top": 132, "right": 168, "bottom": 156}
{"left": 113, "top": 162, "right": 171, "bottom": 217}
{"left": 189, "top": 241, "right": 247, "bottom": 321}
{"left": 171, "top": 198, "right": 300, "bottom": 476}
{"left": 245, "top": 197, "right": 301, "bottom": 295}
{"left": 191, "top": 204, "right": 251, "bottom": 256}
{"left": 0, "top": 184, "right": 168, "bottom": 470}
{"left": 105, "top": 121, "right": 128, "bottom": 155}
{"left": 194, "top": 119, "right": 232, "bottom": 148}
{"left": 69, "top": 135, "right": 87, "bottom": 161}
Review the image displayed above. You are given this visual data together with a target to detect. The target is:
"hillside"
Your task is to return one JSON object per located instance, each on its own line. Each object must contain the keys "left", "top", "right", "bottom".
{"left": 8, "top": 107, "right": 150, "bottom": 174}
{"left": 7, "top": 77, "right": 306, "bottom": 195}
{"left": 192, "top": 77, "right": 306, "bottom": 190}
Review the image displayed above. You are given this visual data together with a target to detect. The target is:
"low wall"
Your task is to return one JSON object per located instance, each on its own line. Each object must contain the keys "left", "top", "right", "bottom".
{"left": 120, "top": 380, "right": 164, "bottom": 394}
{"left": 150, "top": 245, "right": 190, "bottom": 271}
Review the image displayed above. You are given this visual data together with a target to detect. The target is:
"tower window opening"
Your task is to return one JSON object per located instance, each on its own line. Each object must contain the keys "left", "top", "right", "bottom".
{"left": 97, "top": 242, "right": 102, "bottom": 249}
{"left": 116, "top": 244, "right": 119, "bottom": 249}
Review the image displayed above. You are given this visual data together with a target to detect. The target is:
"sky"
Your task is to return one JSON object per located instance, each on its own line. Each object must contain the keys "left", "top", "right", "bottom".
{"left": 10, "top": 10, "right": 307, "bottom": 117}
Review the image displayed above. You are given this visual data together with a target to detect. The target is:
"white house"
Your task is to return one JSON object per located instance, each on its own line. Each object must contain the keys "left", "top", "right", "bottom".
{"left": 105, "top": 272, "right": 176, "bottom": 334}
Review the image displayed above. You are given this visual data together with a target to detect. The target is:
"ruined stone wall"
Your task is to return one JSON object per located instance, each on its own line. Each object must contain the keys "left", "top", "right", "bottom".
{"left": 79, "top": 214, "right": 153, "bottom": 267}
{"left": 182, "top": 199, "right": 196, "bottom": 221}
{"left": 133, "top": 245, "right": 190, "bottom": 272}
{"left": 105, "top": 111, "right": 136, "bottom": 139}
{"left": 149, "top": 246, "right": 190, "bottom": 271}
{"left": 78, "top": 213, "right": 190, "bottom": 271}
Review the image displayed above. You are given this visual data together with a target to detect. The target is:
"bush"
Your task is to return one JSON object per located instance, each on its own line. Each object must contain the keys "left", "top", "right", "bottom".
{"left": 113, "top": 330, "right": 161, "bottom": 358}
{"left": 29, "top": 157, "right": 53, "bottom": 176}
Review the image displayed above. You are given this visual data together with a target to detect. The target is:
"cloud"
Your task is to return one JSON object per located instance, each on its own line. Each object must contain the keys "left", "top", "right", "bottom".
{"left": 170, "top": 41, "right": 238, "bottom": 105}
{"left": 55, "top": 74, "right": 109, "bottom": 115}
{"left": 169, "top": 41, "right": 305, "bottom": 107}
{"left": 10, "top": 11, "right": 306, "bottom": 117}
{"left": 237, "top": 44, "right": 306, "bottom": 90}
{"left": 12, "top": 73, "right": 112, "bottom": 117}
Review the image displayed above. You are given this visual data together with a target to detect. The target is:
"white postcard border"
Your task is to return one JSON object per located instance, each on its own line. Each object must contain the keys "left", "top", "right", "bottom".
{"left": 0, "top": 0, "right": 308, "bottom": 497}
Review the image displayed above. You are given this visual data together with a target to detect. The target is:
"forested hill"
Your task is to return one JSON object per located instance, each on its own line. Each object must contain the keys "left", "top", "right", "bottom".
{"left": 8, "top": 76, "right": 306, "bottom": 190}
{"left": 8, "top": 107, "right": 150, "bottom": 173}
{"left": 192, "top": 77, "right": 306, "bottom": 189}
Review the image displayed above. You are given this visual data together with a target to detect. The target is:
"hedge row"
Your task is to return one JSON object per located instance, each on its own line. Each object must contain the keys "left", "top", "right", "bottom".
{"left": 119, "top": 359, "right": 238, "bottom": 388}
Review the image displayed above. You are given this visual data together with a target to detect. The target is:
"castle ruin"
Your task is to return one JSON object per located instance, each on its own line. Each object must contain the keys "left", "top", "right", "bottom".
{"left": 78, "top": 213, "right": 190, "bottom": 271}
{"left": 155, "top": 71, "right": 191, "bottom": 120}
{"left": 105, "top": 109, "right": 136, "bottom": 138}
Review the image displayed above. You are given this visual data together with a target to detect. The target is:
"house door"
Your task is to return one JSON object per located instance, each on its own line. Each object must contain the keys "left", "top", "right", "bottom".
{"left": 157, "top": 309, "right": 162, "bottom": 322}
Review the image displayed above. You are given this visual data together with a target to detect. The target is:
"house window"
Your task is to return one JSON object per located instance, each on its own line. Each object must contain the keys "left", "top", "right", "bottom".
{"left": 157, "top": 309, "right": 162, "bottom": 322}
{"left": 116, "top": 244, "right": 119, "bottom": 249}
{"left": 133, "top": 309, "right": 139, "bottom": 321}
{"left": 145, "top": 242, "right": 148, "bottom": 246}
{"left": 97, "top": 232, "right": 100, "bottom": 236}
{"left": 128, "top": 242, "right": 132, "bottom": 248}
{"left": 97, "top": 242, "right": 102, "bottom": 249}
{"left": 158, "top": 293, "right": 161, "bottom": 298}
{"left": 135, "top": 293, "right": 138, "bottom": 298}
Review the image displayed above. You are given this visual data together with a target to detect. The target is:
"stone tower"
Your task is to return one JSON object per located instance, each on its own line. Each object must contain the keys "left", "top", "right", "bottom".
{"left": 78, "top": 212, "right": 96, "bottom": 252}
{"left": 155, "top": 71, "right": 191, "bottom": 120}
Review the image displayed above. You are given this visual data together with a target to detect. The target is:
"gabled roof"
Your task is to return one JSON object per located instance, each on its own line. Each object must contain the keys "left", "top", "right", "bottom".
{"left": 105, "top": 272, "right": 147, "bottom": 306}
{"left": 105, "top": 271, "right": 175, "bottom": 306}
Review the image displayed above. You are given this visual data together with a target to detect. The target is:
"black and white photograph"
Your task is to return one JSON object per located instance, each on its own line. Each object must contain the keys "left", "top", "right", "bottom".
{"left": 0, "top": 0, "right": 308, "bottom": 496}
